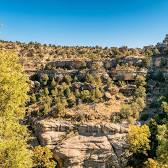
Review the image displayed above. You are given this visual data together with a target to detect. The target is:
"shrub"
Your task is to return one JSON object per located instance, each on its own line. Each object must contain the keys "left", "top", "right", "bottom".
{"left": 80, "top": 90, "right": 91, "bottom": 102}
{"left": 42, "top": 103, "right": 50, "bottom": 115}
{"left": 44, "top": 87, "right": 49, "bottom": 95}
{"left": 118, "top": 80, "right": 126, "bottom": 87}
{"left": 110, "top": 113, "right": 122, "bottom": 123}
{"left": 120, "top": 104, "right": 133, "bottom": 119}
{"left": 51, "top": 88, "right": 58, "bottom": 97}
{"left": 135, "top": 97, "right": 145, "bottom": 110}
{"left": 135, "top": 75, "right": 146, "bottom": 87}
{"left": 86, "top": 73, "right": 95, "bottom": 84}
{"left": 42, "top": 74, "right": 49, "bottom": 85}
{"left": 64, "top": 87, "right": 71, "bottom": 98}
{"left": 128, "top": 116, "right": 135, "bottom": 124}
{"left": 144, "top": 158, "right": 158, "bottom": 168}
{"left": 51, "top": 78, "right": 56, "bottom": 88}
{"left": 42, "top": 74, "right": 49, "bottom": 81}
{"left": 55, "top": 98, "right": 67, "bottom": 116}
{"left": 33, "top": 146, "right": 57, "bottom": 168}
{"left": 157, "top": 96, "right": 167, "bottom": 106}
{"left": 30, "top": 93, "right": 37, "bottom": 103}
{"left": 94, "top": 75, "right": 102, "bottom": 86}
{"left": 156, "top": 124, "right": 168, "bottom": 167}
{"left": 64, "top": 75, "right": 72, "bottom": 84}
{"left": 135, "top": 86, "right": 146, "bottom": 98}
{"left": 94, "top": 87, "right": 103, "bottom": 99}
{"left": 161, "top": 101, "right": 168, "bottom": 114}
{"left": 128, "top": 125, "right": 151, "bottom": 154}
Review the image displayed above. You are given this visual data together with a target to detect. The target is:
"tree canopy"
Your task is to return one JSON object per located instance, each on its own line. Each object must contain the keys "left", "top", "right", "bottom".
{"left": 128, "top": 125, "right": 151, "bottom": 154}
{"left": 0, "top": 50, "right": 33, "bottom": 168}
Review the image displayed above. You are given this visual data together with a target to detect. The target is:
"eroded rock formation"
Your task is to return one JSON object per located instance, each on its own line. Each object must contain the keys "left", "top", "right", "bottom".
{"left": 34, "top": 119, "right": 130, "bottom": 168}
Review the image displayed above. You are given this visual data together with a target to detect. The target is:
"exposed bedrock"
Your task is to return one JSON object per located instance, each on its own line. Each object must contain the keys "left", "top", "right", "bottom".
{"left": 34, "top": 119, "right": 131, "bottom": 168}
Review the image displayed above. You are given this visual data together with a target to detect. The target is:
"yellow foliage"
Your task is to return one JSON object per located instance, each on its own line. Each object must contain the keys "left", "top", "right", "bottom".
{"left": 33, "top": 146, "right": 57, "bottom": 168}
{"left": 145, "top": 158, "right": 158, "bottom": 168}
{"left": 128, "top": 124, "right": 150, "bottom": 153}
{"left": 0, "top": 50, "right": 29, "bottom": 119}
{"left": 0, "top": 50, "right": 32, "bottom": 167}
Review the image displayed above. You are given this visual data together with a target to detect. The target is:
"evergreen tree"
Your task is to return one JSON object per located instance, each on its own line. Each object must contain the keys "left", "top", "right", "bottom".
{"left": 42, "top": 74, "right": 49, "bottom": 85}
{"left": 86, "top": 73, "right": 95, "bottom": 84}
{"left": 51, "top": 78, "right": 56, "bottom": 88}
{"left": 44, "top": 87, "right": 49, "bottom": 95}
{"left": 0, "top": 50, "right": 33, "bottom": 168}
{"left": 64, "top": 87, "right": 71, "bottom": 98}
{"left": 64, "top": 75, "right": 72, "bottom": 85}
{"left": 157, "top": 124, "right": 168, "bottom": 167}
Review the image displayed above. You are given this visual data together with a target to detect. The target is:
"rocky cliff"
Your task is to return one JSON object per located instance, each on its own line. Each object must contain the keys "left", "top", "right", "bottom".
{"left": 34, "top": 119, "right": 130, "bottom": 168}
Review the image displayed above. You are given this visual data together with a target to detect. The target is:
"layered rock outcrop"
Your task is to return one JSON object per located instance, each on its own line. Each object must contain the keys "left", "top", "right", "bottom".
{"left": 34, "top": 119, "right": 130, "bottom": 168}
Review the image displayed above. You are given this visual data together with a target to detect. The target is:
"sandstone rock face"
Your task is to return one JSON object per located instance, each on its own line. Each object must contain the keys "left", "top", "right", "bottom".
{"left": 34, "top": 119, "right": 131, "bottom": 168}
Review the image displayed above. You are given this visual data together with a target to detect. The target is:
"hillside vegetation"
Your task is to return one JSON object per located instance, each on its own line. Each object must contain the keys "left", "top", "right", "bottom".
{"left": 0, "top": 35, "right": 168, "bottom": 167}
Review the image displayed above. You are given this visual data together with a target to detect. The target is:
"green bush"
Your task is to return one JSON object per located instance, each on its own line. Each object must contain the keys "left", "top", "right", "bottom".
{"left": 135, "top": 75, "right": 146, "bottom": 87}
{"left": 64, "top": 75, "right": 72, "bottom": 84}
{"left": 135, "top": 86, "right": 146, "bottom": 98}
{"left": 51, "top": 78, "right": 56, "bottom": 88}
{"left": 110, "top": 113, "right": 122, "bottom": 123}
{"left": 80, "top": 90, "right": 91, "bottom": 102}
{"left": 44, "top": 87, "right": 49, "bottom": 95}
{"left": 120, "top": 104, "right": 133, "bottom": 119}
{"left": 64, "top": 87, "right": 71, "bottom": 98}
{"left": 41, "top": 74, "right": 49, "bottom": 85}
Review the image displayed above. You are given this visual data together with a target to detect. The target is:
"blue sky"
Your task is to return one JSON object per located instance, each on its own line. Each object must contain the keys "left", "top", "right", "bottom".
{"left": 0, "top": 0, "right": 168, "bottom": 47}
